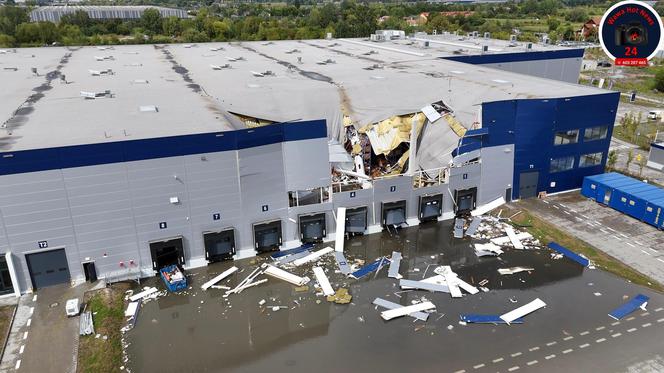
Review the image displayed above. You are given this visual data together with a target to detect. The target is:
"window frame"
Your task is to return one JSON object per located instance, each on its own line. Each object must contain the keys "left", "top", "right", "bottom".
{"left": 583, "top": 126, "right": 608, "bottom": 142}
{"left": 553, "top": 129, "right": 580, "bottom": 146}
{"left": 579, "top": 151, "right": 604, "bottom": 168}
{"left": 549, "top": 156, "right": 575, "bottom": 173}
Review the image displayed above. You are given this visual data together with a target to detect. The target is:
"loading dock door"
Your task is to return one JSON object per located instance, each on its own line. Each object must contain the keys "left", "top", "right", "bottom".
{"left": 455, "top": 188, "right": 477, "bottom": 215}
{"left": 345, "top": 207, "right": 368, "bottom": 234}
{"left": 204, "top": 229, "right": 236, "bottom": 262}
{"left": 419, "top": 194, "right": 443, "bottom": 222}
{"left": 519, "top": 171, "right": 539, "bottom": 199}
{"left": 254, "top": 220, "right": 282, "bottom": 253}
{"left": 299, "top": 213, "right": 326, "bottom": 243}
{"left": 382, "top": 201, "right": 407, "bottom": 227}
{"left": 149, "top": 237, "right": 185, "bottom": 271}
{"left": 26, "top": 248, "right": 70, "bottom": 289}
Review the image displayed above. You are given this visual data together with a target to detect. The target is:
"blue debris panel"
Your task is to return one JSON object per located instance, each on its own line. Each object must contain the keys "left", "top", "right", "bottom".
{"left": 460, "top": 314, "right": 524, "bottom": 324}
{"left": 609, "top": 294, "right": 650, "bottom": 320}
{"left": 547, "top": 242, "right": 589, "bottom": 267}
{"left": 271, "top": 243, "right": 314, "bottom": 259}
{"left": 351, "top": 257, "right": 388, "bottom": 279}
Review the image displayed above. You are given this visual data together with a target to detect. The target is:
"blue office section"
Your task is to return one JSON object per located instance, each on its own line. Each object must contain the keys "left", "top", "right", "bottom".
{"left": 581, "top": 172, "right": 664, "bottom": 229}
{"left": 442, "top": 49, "right": 585, "bottom": 65}
{"left": 480, "top": 92, "right": 619, "bottom": 199}
{"left": 0, "top": 119, "right": 327, "bottom": 176}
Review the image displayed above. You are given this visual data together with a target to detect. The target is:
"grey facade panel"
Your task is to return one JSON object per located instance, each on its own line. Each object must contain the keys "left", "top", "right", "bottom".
{"left": 478, "top": 145, "right": 514, "bottom": 204}
{"left": 648, "top": 146, "right": 664, "bottom": 165}
{"left": 282, "top": 138, "right": 330, "bottom": 191}
{"left": 485, "top": 57, "right": 582, "bottom": 84}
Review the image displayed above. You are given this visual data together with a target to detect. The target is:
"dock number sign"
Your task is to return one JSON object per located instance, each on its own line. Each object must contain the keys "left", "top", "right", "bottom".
{"left": 599, "top": 1, "right": 663, "bottom": 66}
{"left": 38, "top": 241, "right": 48, "bottom": 249}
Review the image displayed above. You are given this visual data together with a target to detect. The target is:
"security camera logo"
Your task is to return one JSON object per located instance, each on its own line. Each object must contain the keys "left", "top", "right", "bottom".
{"left": 599, "top": 0, "right": 663, "bottom": 66}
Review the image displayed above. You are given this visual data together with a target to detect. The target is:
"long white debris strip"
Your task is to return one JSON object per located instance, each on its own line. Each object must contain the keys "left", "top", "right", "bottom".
{"left": 381, "top": 301, "right": 436, "bottom": 321}
{"left": 293, "top": 247, "right": 334, "bottom": 266}
{"left": 444, "top": 272, "right": 463, "bottom": 298}
{"left": 498, "top": 267, "right": 534, "bottom": 275}
{"left": 201, "top": 266, "right": 238, "bottom": 290}
{"left": 471, "top": 197, "right": 505, "bottom": 217}
{"left": 312, "top": 267, "right": 335, "bottom": 296}
{"left": 474, "top": 243, "right": 504, "bottom": 257}
{"left": 491, "top": 232, "right": 532, "bottom": 245}
{"left": 387, "top": 251, "right": 402, "bottom": 279}
{"left": 334, "top": 207, "right": 346, "bottom": 252}
{"left": 500, "top": 298, "right": 546, "bottom": 324}
{"left": 505, "top": 226, "right": 525, "bottom": 249}
{"left": 400, "top": 278, "right": 449, "bottom": 293}
{"left": 373, "top": 298, "right": 429, "bottom": 321}
{"left": 129, "top": 287, "right": 158, "bottom": 302}
{"left": 125, "top": 302, "right": 139, "bottom": 317}
{"left": 264, "top": 265, "right": 309, "bottom": 286}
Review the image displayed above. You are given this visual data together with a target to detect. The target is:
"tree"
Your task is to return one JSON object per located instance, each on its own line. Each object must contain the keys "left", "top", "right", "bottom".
{"left": 547, "top": 18, "right": 560, "bottom": 32}
{"left": 0, "top": 5, "right": 29, "bottom": 36}
{"left": 607, "top": 150, "right": 618, "bottom": 171}
{"left": 654, "top": 68, "right": 664, "bottom": 93}
{"left": 566, "top": 8, "right": 587, "bottom": 22}
{"left": 626, "top": 149, "right": 634, "bottom": 171}
{"left": 140, "top": 8, "right": 163, "bottom": 36}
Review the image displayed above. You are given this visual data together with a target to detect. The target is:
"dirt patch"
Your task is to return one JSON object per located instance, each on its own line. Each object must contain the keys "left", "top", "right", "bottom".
{"left": 77, "top": 283, "right": 130, "bottom": 373}
{"left": 0, "top": 305, "right": 16, "bottom": 358}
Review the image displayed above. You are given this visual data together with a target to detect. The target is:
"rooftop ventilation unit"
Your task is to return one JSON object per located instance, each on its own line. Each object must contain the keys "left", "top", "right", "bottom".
{"left": 209, "top": 46, "right": 225, "bottom": 52}
{"left": 139, "top": 105, "right": 158, "bottom": 112}
{"left": 484, "top": 32, "right": 490, "bottom": 39}
{"left": 510, "top": 34, "right": 517, "bottom": 42}
{"left": 80, "top": 90, "right": 113, "bottom": 99}
{"left": 131, "top": 79, "right": 149, "bottom": 84}
{"left": 94, "top": 55, "right": 114, "bottom": 61}
{"left": 526, "top": 43, "right": 533, "bottom": 50}
{"left": 481, "top": 45, "right": 489, "bottom": 53}
{"left": 89, "top": 69, "right": 114, "bottom": 76}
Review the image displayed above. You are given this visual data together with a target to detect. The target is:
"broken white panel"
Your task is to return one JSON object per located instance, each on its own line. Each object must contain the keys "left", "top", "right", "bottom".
{"left": 474, "top": 243, "right": 504, "bottom": 257}
{"left": 500, "top": 298, "right": 546, "bottom": 324}
{"left": 125, "top": 302, "right": 139, "bottom": 317}
{"left": 263, "top": 265, "right": 309, "bottom": 286}
{"left": 491, "top": 232, "right": 532, "bottom": 245}
{"left": 421, "top": 105, "right": 442, "bottom": 123}
{"left": 498, "top": 267, "right": 534, "bottom": 275}
{"left": 465, "top": 217, "right": 482, "bottom": 237}
{"left": 381, "top": 301, "right": 436, "bottom": 321}
{"left": 399, "top": 279, "right": 449, "bottom": 293}
{"left": 373, "top": 298, "right": 429, "bottom": 321}
{"left": 444, "top": 273, "right": 463, "bottom": 298}
{"left": 277, "top": 250, "right": 311, "bottom": 265}
{"left": 312, "top": 267, "right": 335, "bottom": 296}
{"left": 334, "top": 251, "right": 352, "bottom": 275}
{"left": 293, "top": 247, "right": 334, "bottom": 266}
{"left": 335, "top": 207, "right": 347, "bottom": 252}
{"left": 455, "top": 278, "right": 479, "bottom": 295}
{"left": 505, "top": 226, "right": 524, "bottom": 249}
{"left": 201, "top": 266, "right": 238, "bottom": 290}
{"left": 471, "top": 197, "right": 506, "bottom": 217}
{"left": 387, "top": 251, "right": 402, "bottom": 279}
{"left": 129, "top": 287, "right": 158, "bottom": 302}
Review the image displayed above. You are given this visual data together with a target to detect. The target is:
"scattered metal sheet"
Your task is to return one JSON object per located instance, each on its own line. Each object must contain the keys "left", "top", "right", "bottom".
{"left": 125, "top": 302, "right": 139, "bottom": 317}
{"left": 474, "top": 243, "right": 504, "bottom": 257}
{"left": 79, "top": 311, "right": 95, "bottom": 336}
{"left": 465, "top": 216, "right": 482, "bottom": 237}
{"left": 471, "top": 197, "right": 505, "bottom": 216}
{"left": 334, "top": 251, "right": 352, "bottom": 275}
{"left": 608, "top": 294, "right": 650, "bottom": 320}
{"left": 351, "top": 257, "right": 387, "bottom": 279}
{"left": 388, "top": 251, "right": 402, "bottom": 279}
{"left": 399, "top": 279, "right": 449, "bottom": 293}
{"left": 276, "top": 250, "right": 311, "bottom": 264}
{"left": 263, "top": 265, "right": 309, "bottom": 286}
{"left": 455, "top": 277, "right": 479, "bottom": 295}
{"left": 381, "top": 301, "right": 436, "bottom": 321}
{"left": 498, "top": 267, "right": 534, "bottom": 275}
{"left": 505, "top": 226, "right": 524, "bottom": 249}
{"left": 335, "top": 207, "right": 347, "bottom": 252}
{"left": 454, "top": 218, "right": 465, "bottom": 238}
{"left": 444, "top": 273, "right": 463, "bottom": 298}
{"left": 547, "top": 242, "right": 589, "bottom": 267}
{"left": 491, "top": 232, "right": 532, "bottom": 245}
{"left": 373, "top": 298, "right": 429, "bottom": 321}
{"left": 201, "top": 266, "right": 238, "bottom": 290}
{"left": 129, "top": 287, "right": 158, "bottom": 302}
{"left": 271, "top": 244, "right": 314, "bottom": 259}
{"left": 293, "top": 247, "right": 334, "bottom": 266}
{"left": 313, "top": 266, "right": 335, "bottom": 296}
{"left": 460, "top": 314, "right": 524, "bottom": 324}
{"left": 500, "top": 298, "right": 546, "bottom": 324}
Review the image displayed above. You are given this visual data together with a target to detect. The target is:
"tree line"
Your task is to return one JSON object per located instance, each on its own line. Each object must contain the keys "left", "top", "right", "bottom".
{"left": 0, "top": 0, "right": 637, "bottom": 48}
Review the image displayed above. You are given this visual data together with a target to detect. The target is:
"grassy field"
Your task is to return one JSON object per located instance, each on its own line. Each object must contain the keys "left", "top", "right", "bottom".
{"left": 504, "top": 205, "right": 664, "bottom": 293}
{"left": 77, "top": 284, "right": 129, "bottom": 373}
{"left": 0, "top": 305, "right": 16, "bottom": 357}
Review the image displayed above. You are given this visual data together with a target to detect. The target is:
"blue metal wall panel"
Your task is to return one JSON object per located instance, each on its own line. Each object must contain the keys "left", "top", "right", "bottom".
{"left": 481, "top": 92, "right": 619, "bottom": 199}
{"left": 0, "top": 120, "right": 327, "bottom": 176}
{"left": 442, "top": 49, "right": 585, "bottom": 65}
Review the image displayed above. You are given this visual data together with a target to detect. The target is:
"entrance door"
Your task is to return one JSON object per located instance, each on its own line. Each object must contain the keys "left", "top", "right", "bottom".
{"left": 603, "top": 190, "right": 612, "bottom": 204}
{"left": 149, "top": 238, "right": 185, "bottom": 271}
{"left": 26, "top": 248, "right": 71, "bottom": 290}
{"left": 83, "top": 262, "right": 97, "bottom": 282}
{"left": 0, "top": 256, "right": 14, "bottom": 295}
{"left": 519, "top": 171, "right": 539, "bottom": 199}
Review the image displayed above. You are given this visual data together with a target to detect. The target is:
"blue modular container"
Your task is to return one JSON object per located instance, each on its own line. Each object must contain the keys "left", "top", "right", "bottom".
{"left": 581, "top": 172, "right": 664, "bottom": 229}
{"left": 160, "top": 265, "right": 187, "bottom": 292}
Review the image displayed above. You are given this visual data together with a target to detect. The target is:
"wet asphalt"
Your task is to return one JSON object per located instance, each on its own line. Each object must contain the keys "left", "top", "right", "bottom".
{"left": 125, "top": 220, "right": 664, "bottom": 373}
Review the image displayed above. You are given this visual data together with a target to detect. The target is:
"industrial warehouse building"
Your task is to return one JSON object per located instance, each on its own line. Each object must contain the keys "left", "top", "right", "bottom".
{"left": 29, "top": 5, "right": 189, "bottom": 23}
{"left": 0, "top": 36, "right": 618, "bottom": 295}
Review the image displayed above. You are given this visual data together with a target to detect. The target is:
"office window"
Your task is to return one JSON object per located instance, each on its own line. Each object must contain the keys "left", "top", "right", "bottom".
{"left": 584, "top": 126, "right": 608, "bottom": 141}
{"left": 579, "top": 152, "right": 603, "bottom": 167}
{"left": 553, "top": 130, "right": 579, "bottom": 145}
{"left": 550, "top": 156, "right": 575, "bottom": 172}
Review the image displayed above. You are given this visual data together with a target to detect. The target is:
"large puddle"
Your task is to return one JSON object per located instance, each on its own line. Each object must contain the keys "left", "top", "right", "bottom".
{"left": 125, "top": 220, "right": 660, "bottom": 373}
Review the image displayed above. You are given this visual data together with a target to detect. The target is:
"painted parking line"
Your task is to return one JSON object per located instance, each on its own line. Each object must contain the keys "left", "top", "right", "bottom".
{"left": 657, "top": 258, "right": 664, "bottom": 264}
{"left": 641, "top": 250, "right": 651, "bottom": 256}
{"left": 626, "top": 316, "right": 636, "bottom": 321}
{"left": 529, "top": 346, "right": 540, "bottom": 352}
{"left": 627, "top": 328, "right": 637, "bottom": 333}
{"left": 508, "top": 366, "right": 520, "bottom": 372}
{"left": 642, "top": 312, "right": 650, "bottom": 317}
{"left": 595, "top": 326, "right": 605, "bottom": 331}
{"left": 22, "top": 331, "right": 28, "bottom": 340}
{"left": 19, "top": 345, "right": 24, "bottom": 354}
{"left": 611, "top": 321, "right": 620, "bottom": 326}
{"left": 579, "top": 331, "right": 590, "bottom": 336}
{"left": 493, "top": 358, "right": 504, "bottom": 363}
{"left": 453, "top": 370, "right": 466, "bottom": 373}
{"left": 32, "top": 295, "right": 37, "bottom": 302}
{"left": 563, "top": 336, "right": 574, "bottom": 341}
{"left": 596, "top": 338, "right": 606, "bottom": 343}
{"left": 29, "top": 307, "right": 34, "bottom": 315}
{"left": 563, "top": 211, "right": 571, "bottom": 215}
{"left": 546, "top": 341, "right": 557, "bottom": 346}
{"left": 527, "top": 360, "right": 538, "bottom": 366}
{"left": 26, "top": 318, "right": 31, "bottom": 327}
{"left": 626, "top": 242, "right": 635, "bottom": 248}
{"left": 657, "top": 318, "right": 664, "bottom": 323}
{"left": 580, "top": 214, "right": 589, "bottom": 219}
{"left": 473, "top": 363, "right": 485, "bottom": 369}
{"left": 579, "top": 343, "right": 590, "bottom": 349}
{"left": 15, "top": 360, "right": 21, "bottom": 370}
{"left": 655, "top": 307, "right": 664, "bottom": 312}
{"left": 634, "top": 241, "right": 643, "bottom": 245}
{"left": 600, "top": 228, "right": 609, "bottom": 233}
{"left": 642, "top": 323, "right": 652, "bottom": 328}
{"left": 542, "top": 200, "right": 550, "bottom": 204}
{"left": 620, "top": 233, "right": 629, "bottom": 238}
{"left": 511, "top": 352, "right": 522, "bottom": 357}
{"left": 614, "top": 236, "right": 622, "bottom": 241}
{"left": 612, "top": 333, "right": 622, "bottom": 338}
{"left": 606, "top": 227, "right": 617, "bottom": 232}
{"left": 545, "top": 354, "right": 556, "bottom": 360}
{"left": 562, "top": 349, "right": 573, "bottom": 354}
{"left": 553, "top": 205, "right": 560, "bottom": 209}
{"left": 649, "top": 248, "right": 658, "bottom": 254}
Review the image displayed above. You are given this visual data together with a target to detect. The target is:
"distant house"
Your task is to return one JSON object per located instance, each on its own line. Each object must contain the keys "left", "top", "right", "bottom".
{"left": 403, "top": 13, "right": 428, "bottom": 27}
{"left": 377, "top": 15, "right": 391, "bottom": 24}
{"left": 439, "top": 11, "right": 475, "bottom": 18}
{"left": 577, "top": 17, "right": 602, "bottom": 40}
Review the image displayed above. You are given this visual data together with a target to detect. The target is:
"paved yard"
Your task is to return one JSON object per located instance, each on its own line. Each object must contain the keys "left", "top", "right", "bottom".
{"left": 519, "top": 192, "right": 664, "bottom": 286}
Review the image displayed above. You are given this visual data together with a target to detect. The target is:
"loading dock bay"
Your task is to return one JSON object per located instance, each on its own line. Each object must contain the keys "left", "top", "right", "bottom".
{"left": 25, "top": 248, "right": 71, "bottom": 289}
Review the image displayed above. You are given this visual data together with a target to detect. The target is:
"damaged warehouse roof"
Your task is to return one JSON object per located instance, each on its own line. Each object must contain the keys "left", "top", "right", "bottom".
{"left": 0, "top": 39, "right": 606, "bottom": 171}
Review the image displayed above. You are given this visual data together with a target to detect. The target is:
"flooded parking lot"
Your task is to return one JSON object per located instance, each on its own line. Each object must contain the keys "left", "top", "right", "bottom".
{"left": 125, "top": 220, "right": 664, "bottom": 373}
